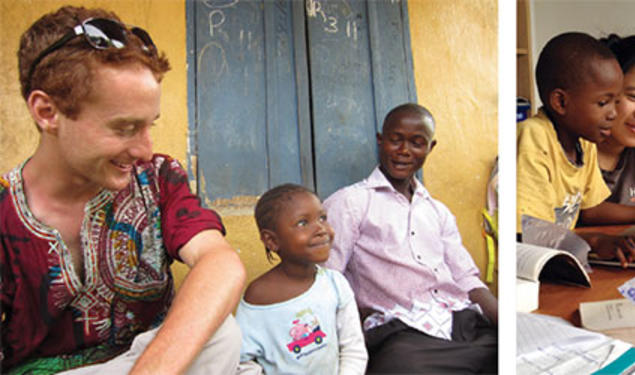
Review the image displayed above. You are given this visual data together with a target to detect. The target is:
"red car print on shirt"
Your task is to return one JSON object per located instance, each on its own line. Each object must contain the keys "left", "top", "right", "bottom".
{"left": 286, "top": 326, "right": 326, "bottom": 353}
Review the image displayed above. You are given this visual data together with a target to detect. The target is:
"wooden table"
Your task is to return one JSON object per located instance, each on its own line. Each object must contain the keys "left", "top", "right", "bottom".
{"left": 534, "top": 225, "right": 635, "bottom": 343}
{"left": 535, "top": 266, "right": 635, "bottom": 325}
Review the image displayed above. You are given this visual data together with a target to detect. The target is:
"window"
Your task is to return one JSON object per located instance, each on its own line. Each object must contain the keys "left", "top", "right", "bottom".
{"left": 187, "top": 0, "right": 416, "bottom": 200}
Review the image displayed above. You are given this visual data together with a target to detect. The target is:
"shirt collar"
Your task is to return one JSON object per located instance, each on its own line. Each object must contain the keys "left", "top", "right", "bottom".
{"left": 366, "top": 166, "right": 430, "bottom": 199}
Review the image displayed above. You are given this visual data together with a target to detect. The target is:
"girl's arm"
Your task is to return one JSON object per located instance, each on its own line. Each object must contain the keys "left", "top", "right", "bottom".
{"left": 336, "top": 297, "right": 368, "bottom": 375}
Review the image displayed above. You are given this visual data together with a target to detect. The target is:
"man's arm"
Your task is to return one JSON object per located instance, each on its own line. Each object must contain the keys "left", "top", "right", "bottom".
{"left": 130, "top": 229, "right": 246, "bottom": 375}
{"left": 468, "top": 287, "right": 498, "bottom": 325}
{"left": 579, "top": 201, "right": 635, "bottom": 226}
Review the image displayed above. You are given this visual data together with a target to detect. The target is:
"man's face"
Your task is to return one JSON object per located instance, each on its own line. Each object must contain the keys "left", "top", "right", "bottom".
{"left": 377, "top": 112, "right": 434, "bottom": 184}
{"left": 54, "top": 63, "right": 161, "bottom": 192}
{"left": 564, "top": 58, "right": 623, "bottom": 144}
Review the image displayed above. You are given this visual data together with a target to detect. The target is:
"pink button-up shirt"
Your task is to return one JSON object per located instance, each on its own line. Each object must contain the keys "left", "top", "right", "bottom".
{"left": 323, "top": 167, "right": 486, "bottom": 339}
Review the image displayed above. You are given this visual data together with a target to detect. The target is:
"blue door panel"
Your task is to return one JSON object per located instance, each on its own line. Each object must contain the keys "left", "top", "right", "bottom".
{"left": 191, "top": 0, "right": 307, "bottom": 200}
{"left": 306, "top": 0, "right": 377, "bottom": 198}
{"left": 187, "top": 0, "right": 416, "bottom": 201}
{"left": 307, "top": 0, "right": 417, "bottom": 198}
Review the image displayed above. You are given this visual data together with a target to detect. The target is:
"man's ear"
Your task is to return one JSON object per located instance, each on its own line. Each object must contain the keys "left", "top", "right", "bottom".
{"left": 549, "top": 89, "right": 568, "bottom": 116}
{"left": 260, "top": 229, "right": 279, "bottom": 254}
{"left": 376, "top": 132, "right": 382, "bottom": 146}
{"left": 27, "top": 90, "right": 60, "bottom": 134}
{"left": 429, "top": 139, "right": 437, "bottom": 152}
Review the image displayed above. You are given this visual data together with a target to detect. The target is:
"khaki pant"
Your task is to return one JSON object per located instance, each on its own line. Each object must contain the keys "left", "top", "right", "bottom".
{"left": 59, "top": 315, "right": 241, "bottom": 375}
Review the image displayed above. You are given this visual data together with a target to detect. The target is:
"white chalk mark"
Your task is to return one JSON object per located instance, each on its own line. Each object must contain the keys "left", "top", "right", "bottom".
{"left": 318, "top": 8, "right": 327, "bottom": 23}
{"left": 352, "top": 20, "right": 358, "bottom": 41}
{"left": 197, "top": 41, "right": 229, "bottom": 79}
{"left": 203, "top": 0, "right": 239, "bottom": 10}
{"left": 306, "top": 0, "right": 319, "bottom": 18}
{"left": 208, "top": 10, "right": 226, "bottom": 37}
{"left": 325, "top": 16, "right": 337, "bottom": 33}
{"left": 346, "top": 20, "right": 358, "bottom": 41}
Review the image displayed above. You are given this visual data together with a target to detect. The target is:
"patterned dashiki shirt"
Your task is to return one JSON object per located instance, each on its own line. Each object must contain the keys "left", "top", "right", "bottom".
{"left": 1, "top": 154, "right": 225, "bottom": 374}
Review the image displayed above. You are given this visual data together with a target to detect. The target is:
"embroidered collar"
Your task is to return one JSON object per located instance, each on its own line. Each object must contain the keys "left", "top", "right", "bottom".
{"left": 8, "top": 159, "right": 114, "bottom": 239}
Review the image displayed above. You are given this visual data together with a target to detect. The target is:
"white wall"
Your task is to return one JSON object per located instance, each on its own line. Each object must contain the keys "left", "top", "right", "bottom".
{"left": 529, "top": 0, "right": 635, "bottom": 106}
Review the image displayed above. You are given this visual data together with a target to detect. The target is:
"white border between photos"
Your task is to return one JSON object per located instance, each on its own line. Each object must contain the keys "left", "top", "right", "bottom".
{"left": 498, "top": 0, "right": 517, "bottom": 373}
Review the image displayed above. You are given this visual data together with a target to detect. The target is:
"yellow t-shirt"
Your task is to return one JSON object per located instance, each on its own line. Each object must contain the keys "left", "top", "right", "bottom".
{"left": 517, "top": 110, "right": 610, "bottom": 231}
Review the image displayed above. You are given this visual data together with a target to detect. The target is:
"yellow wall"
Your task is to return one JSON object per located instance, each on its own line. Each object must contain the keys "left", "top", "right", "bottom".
{"left": 0, "top": 0, "right": 188, "bottom": 171}
{"left": 0, "top": 0, "right": 498, "bottom": 293}
{"left": 409, "top": 0, "right": 498, "bottom": 292}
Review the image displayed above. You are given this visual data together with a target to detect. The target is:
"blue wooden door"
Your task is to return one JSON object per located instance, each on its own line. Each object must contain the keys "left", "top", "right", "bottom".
{"left": 188, "top": 0, "right": 416, "bottom": 201}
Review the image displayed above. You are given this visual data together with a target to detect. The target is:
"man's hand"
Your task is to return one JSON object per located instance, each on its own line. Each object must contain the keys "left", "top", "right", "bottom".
{"left": 468, "top": 287, "right": 498, "bottom": 325}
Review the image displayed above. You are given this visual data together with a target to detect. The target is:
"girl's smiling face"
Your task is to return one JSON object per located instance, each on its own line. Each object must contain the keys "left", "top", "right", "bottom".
{"left": 271, "top": 192, "right": 334, "bottom": 266}
{"left": 614, "top": 67, "right": 635, "bottom": 147}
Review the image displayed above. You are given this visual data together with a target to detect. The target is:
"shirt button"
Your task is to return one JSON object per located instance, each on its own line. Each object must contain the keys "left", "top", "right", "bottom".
{"left": 434, "top": 268, "right": 438, "bottom": 272}
{"left": 411, "top": 231, "right": 415, "bottom": 235}
{"left": 434, "top": 289, "right": 438, "bottom": 293}
{"left": 416, "top": 255, "right": 422, "bottom": 260}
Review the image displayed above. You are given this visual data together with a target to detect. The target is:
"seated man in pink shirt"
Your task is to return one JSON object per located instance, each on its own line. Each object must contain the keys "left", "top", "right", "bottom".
{"left": 323, "top": 103, "right": 498, "bottom": 374}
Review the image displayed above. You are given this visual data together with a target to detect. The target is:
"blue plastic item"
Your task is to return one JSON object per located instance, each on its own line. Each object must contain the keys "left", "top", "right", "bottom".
{"left": 517, "top": 97, "right": 531, "bottom": 122}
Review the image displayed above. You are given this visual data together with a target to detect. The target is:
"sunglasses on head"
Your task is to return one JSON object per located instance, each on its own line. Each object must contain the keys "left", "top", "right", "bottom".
{"left": 26, "top": 17, "right": 157, "bottom": 94}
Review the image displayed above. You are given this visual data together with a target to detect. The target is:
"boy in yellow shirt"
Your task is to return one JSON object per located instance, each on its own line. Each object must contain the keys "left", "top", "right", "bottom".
{"left": 517, "top": 32, "right": 635, "bottom": 266}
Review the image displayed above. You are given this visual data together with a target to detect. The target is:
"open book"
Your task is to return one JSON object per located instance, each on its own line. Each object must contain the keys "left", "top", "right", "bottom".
{"left": 517, "top": 242, "right": 591, "bottom": 287}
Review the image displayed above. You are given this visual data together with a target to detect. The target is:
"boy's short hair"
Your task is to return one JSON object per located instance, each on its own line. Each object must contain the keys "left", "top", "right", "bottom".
{"left": 382, "top": 103, "right": 435, "bottom": 142}
{"left": 536, "top": 32, "right": 615, "bottom": 110}
{"left": 18, "top": 5, "right": 171, "bottom": 121}
{"left": 255, "top": 183, "right": 316, "bottom": 262}
{"left": 601, "top": 34, "right": 635, "bottom": 74}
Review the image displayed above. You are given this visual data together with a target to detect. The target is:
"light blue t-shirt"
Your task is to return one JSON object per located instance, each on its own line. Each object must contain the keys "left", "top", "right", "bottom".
{"left": 236, "top": 266, "right": 354, "bottom": 374}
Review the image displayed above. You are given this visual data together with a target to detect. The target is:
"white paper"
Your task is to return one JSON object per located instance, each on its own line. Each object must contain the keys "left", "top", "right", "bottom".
{"left": 517, "top": 313, "right": 632, "bottom": 375}
{"left": 516, "top": 278, "right": 539, "bottom": 313}
{"left": 580, "top": 299, "right": 635, "bottom": 331}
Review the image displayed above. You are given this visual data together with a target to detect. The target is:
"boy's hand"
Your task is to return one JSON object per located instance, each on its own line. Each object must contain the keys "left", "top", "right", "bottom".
{"left": 590, "top": 234, "right": 635, "bottom": 268}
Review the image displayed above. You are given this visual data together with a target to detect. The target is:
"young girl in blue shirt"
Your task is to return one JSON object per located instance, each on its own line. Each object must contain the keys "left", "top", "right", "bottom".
{"left": 235, "top": 184, "right": 367, "bottom": 374}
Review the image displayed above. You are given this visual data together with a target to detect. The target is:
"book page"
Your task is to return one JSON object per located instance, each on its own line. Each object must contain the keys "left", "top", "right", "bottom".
{"left": 517, "top": 242, "right": 590, "bottom": 287}
{"left": 521, "top": 215, "right": 591, "bottom": 268}
{"left": 517, "top": 242, "right": 556, "bottom": 281}
{"left": 517, "top": 313, "right": 632, "bottom": 375}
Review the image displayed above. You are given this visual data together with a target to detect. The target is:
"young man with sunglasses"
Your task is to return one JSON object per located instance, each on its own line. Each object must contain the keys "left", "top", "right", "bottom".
{"left": 1, "top": 6, "right": 245, "bottom": 375}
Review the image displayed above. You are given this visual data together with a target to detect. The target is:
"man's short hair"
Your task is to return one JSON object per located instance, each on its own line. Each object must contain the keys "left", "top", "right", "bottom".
{"left": 535, "top": 32, "right": 616, "bottom": 109}
{"left": 18, "top": 6, "right": 171, "bottom": 120}
{"left": 382, "top": 103, "right": 435, "bottom": 142}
